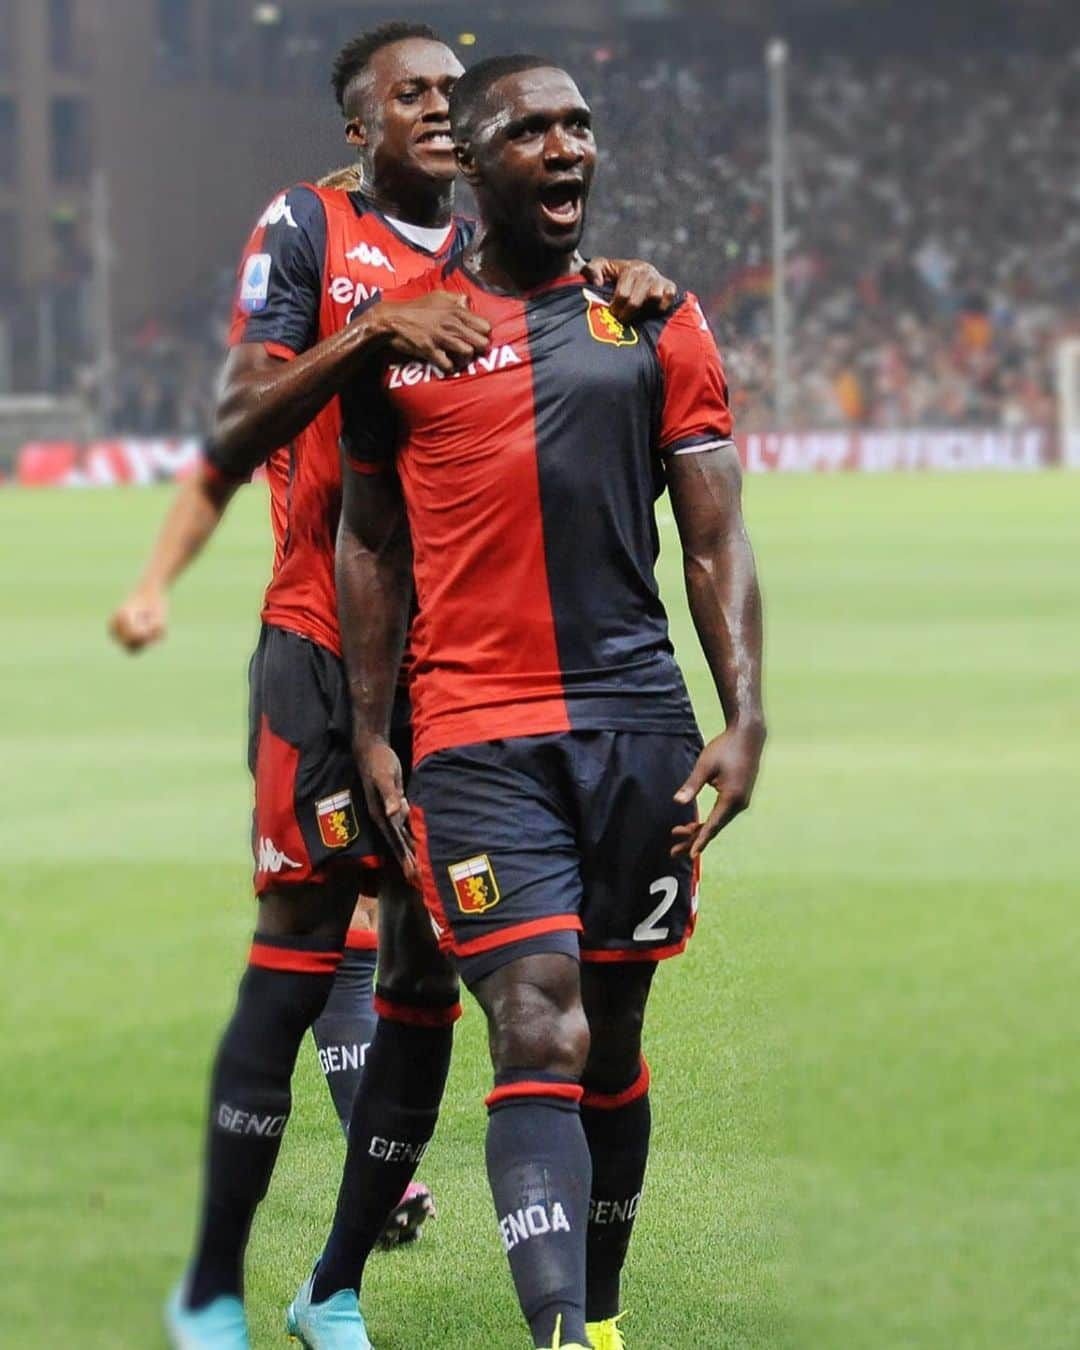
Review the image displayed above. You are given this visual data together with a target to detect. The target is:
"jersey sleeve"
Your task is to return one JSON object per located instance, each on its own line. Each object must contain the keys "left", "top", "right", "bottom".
{"left": 227, "top": 185, "right": 326, "bottom": 358}
{"left": 654, "top": 292, "right": 734, "bottom": 457}
{"left": 201, "top": 440, "right": 254, "bottom": 485}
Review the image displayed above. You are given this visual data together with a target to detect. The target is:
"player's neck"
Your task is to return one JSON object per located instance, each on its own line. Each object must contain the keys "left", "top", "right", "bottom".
{"left": 466, "top": 231, "right": 582, "bottom": 296}
{"left": 362, "top": 177, "right": 454, "bottom": 229}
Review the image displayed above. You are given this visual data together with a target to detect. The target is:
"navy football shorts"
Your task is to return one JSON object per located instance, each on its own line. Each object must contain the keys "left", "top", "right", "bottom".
{"left": 247, "top": 624, "right": 412, "bottom": 896}
{"left": 409, "top": 729, "right": 703, "bottom": 984}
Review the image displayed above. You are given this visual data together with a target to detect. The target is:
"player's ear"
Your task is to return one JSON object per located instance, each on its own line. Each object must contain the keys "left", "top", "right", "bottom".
{"left": 455, "top": 140, "right": 481, "bottom": 186}
{"left": 346, "top": 117, "right": 367, "bottom": 149}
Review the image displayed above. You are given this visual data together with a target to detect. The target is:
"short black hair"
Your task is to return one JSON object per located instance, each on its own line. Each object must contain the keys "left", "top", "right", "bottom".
{"left": 449, "top": 53, "right": 555, "bottom": 143}
{"left": 331, "top": 21, "right": 444, "bottom": 115}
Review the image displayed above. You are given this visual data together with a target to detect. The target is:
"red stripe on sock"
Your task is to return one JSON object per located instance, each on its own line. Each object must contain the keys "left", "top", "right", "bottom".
{"left": 248, "top": 942, "right": 342, "bottom": 974}
{"left": 582, "top": 1057, "right": 651, "bottom": 1110}
{"left": 373, "top": 994, "right": 463, "bottom": 1028}
{"left": 345, "top": 929, "right": 379, "bottom": 952}
{"left": 485, "top": 1080, "right": 584, "bottom": 1110}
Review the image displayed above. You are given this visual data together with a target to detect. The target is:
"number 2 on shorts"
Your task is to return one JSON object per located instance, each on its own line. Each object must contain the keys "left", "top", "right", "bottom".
{"left": 633, "top": 875, "right": 679, "bottom": 942}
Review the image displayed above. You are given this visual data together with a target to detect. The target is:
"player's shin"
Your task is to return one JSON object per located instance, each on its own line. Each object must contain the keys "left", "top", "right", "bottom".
{"left": 311, "top": 928, "right": 379, "bottom": 1133}
{"left": 310, "top": 987, "right": 460, "bottom": 1301}
{"left": 185, "top": 935, "right": 342, "bottom": 1309}
{"left": 486, "top": 1073, "right": 592, "bottom": 1349}
{"left": 581, "top": 1058, "right": 652, "bottom": 1323}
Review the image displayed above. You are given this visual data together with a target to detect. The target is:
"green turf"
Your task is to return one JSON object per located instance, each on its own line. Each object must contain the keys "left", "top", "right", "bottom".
{"left": 2, "top": 472, "right": 1078, "bottom": 1347}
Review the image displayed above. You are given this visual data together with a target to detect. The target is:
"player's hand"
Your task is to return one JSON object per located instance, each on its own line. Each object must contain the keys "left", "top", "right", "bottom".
{"left": 377, "top": 292, "right": 491, "bottom": 374}
{"left": 356, "top": 735, "right": 420, "bottom": 888}
{"left": 671, "top": 721, "right": 766, "bottom": 859}
{"left": 108, "top": 587, "right": 168, "bottom": 652}
{"left": 582, "top": 258, "right": 677, "bottom": 323}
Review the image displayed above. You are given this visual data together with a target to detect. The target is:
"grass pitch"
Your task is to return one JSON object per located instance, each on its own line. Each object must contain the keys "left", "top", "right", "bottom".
{"left": 2, "top": 472, "right": 1078, "bottom": 1348}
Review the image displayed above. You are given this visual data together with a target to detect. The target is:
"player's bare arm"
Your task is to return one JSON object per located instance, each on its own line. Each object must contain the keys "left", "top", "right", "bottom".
{"left": 108, "top": 467, "right": 241, "bottom": 652}
{"left": 214, "top": 292, "right": 491, "bottom": 470}
{"left": 336, "top": 457, "right": 416, "bottom": 876}
{"left": 667, "top": 443, "right": 766, "bottom": 857}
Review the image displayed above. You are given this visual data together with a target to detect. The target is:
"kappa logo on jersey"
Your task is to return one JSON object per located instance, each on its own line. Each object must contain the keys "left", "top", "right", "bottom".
{"left": 258, "top": 193, "right": 297, "bottom": 229}
{"left": 315, "top": 789, "right": 359, "bottom": 849}
{"left": 344, "top": 242, "right": 396, "bottom": 273}
{"left": 583, "top": 289, "right": 638, "bottom": 347}
{"left": 328, "top": 275, "right": 381, "bottom": 308}
{"left": 448, "top": 854, "right": 501, "bottom": 914}
{"left": 387, "top": 344, "right": 523, "bottom": 389}
{"left": 239, "top": 253, "right": 271, "bottom": 313}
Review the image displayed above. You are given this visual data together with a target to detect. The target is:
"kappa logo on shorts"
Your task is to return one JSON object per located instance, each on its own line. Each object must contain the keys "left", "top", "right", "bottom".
{"left": 448, "top": 854, "right": 501, "bottom": 914}
{"left": 583, "top": 288, "right": 638, "bottom": 347}
{"left": 315, "top": 790, "right": 359, "bottom": 849}
{"left": 256, "top": 836, "right": 303, "bottom": 874}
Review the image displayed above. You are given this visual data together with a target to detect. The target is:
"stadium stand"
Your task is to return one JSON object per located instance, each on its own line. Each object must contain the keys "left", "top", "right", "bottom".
{"left": 107, "top": 36, "right": 1079, "bottom": 436}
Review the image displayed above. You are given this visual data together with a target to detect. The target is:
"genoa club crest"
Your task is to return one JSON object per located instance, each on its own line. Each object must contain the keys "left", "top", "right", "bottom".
{"left": 448, "top": 854, "right": 501, "bottom": 914}
{"left": 315, "top": 790, "right": 359, "bottom": 849}
{"left": 583, "top": 289, "right": 638, "bottom": 347}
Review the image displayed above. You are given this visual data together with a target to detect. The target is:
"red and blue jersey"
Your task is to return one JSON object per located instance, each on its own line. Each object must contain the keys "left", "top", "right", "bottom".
{"left": 211, "top": 182, "right": 473, "bottom": 655}
{"left": 340, "top": 258, "right": 735, "bottom": 765}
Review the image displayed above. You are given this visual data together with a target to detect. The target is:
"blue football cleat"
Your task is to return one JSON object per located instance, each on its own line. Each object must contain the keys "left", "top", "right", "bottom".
{"left": 286, "top": 1267, "right": 373, "bottom": 1349}
{"left": 164, "top": 1282, "right": 250, "bottom": 1348}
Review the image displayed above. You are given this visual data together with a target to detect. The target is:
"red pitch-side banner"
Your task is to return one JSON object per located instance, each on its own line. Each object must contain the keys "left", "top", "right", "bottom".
{"left": 14, "top": 437, "right": 204, "bottom": 487}
{"left": 737, "top": 427, "right": 1053, "bottom": 473}
{"left": 10, "top": 427, "right": 1055, "bottom": 486}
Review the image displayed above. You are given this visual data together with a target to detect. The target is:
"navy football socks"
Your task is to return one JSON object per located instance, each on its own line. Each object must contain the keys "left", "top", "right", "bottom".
{"left": 485, "top": 1072, "right": 592, "bottom": 1348}
{"left": 186, "top": 935, "right": 341, "bottom": 1309}
{"left": 581, "top": 1058, "right": 652, "bottom": 1322}
{"left": 311, "top": 932, "right": 378, "bottom": 1133}
{"left": 311, "top": 988, "right": 459, "bottom": 1301}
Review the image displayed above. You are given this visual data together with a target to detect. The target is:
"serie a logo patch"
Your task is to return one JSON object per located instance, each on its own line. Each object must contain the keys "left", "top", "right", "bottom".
{"left": 448, "top": 854, "right": 501, "bottom": 914}
{"left": 238, "top": 252, "right": 271, "bottom": 313}
{"left": 315, "top": 790, "right": 359, "bottom": 849}
{"left": 583, "top": 289, "right": 638, "bottom": 347}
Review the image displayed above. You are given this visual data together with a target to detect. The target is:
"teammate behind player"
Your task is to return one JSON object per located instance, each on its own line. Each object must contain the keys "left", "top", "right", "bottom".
{"left": 289, "top": 53, "right": 766, "bottom": 1350}
{"left": 149, "top": 25, "right": 486, "bottom": 1350}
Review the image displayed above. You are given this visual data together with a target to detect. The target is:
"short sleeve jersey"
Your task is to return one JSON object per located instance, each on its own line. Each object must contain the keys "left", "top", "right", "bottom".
{"left": 211, "top": 184, "right": 473, "bottom": 655}
{"left": 341, "top": 258, "right": 735, "bottom": 765}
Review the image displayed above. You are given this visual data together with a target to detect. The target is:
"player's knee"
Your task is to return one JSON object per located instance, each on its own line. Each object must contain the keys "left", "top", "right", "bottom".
{"left": 256, "top": 877, "right": 355, "bottom": 943}
{"left": 583, "top": 1013, "right": 644, "bottom": 1094}
{"left": 582, "top": 970, "right": 653, "bottom": 1090}
{"left": 491, "top": 989, "right": 590, "bottom": 1079}
{"left": 380, "top": 963, "right": 460, "bottom": 1010}
{"left": 376, "top": 890, "right": 457, "bottom": 1003}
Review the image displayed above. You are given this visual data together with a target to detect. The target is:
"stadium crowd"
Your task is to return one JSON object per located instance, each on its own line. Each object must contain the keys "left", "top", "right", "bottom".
{"left": 111, "top": 39, "right": 1080, "bottom": 434}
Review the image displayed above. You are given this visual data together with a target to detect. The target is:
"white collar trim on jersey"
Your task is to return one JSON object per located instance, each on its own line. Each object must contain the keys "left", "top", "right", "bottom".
{"left": 383, "top": 214, "right": 454, "bottom": 253}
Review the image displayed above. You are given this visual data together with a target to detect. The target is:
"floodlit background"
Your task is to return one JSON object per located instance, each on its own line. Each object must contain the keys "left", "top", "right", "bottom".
{"left": 1, "top": 1, "right": 1078, "bottom": 1347}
